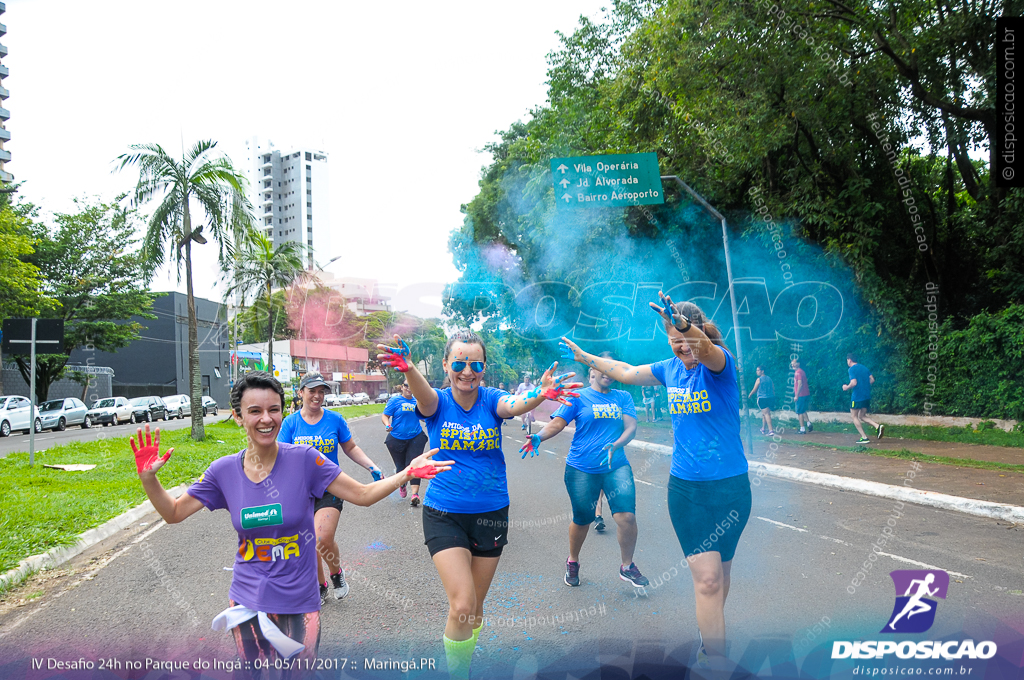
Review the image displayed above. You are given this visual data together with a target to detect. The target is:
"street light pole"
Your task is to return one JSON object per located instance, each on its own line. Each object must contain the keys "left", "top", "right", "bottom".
{"left": 661, "top": 176, "right": 755, "bottom": 460}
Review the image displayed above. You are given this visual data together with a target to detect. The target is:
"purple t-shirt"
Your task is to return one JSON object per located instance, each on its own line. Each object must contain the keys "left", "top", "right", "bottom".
{"left": 187, "top": 442, "right": 340, "bottom": 614}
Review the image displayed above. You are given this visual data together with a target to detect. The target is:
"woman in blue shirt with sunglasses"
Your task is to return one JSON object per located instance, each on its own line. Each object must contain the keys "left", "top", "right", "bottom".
{"left": 377, "top": 331, "right": 579, "bottom": 680}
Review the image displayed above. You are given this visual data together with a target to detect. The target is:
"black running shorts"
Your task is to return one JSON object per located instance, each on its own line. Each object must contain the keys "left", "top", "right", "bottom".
{"left": 422, "top": 504, "right": 509, "bottom": 558}
{"left": 314, "top": 492, "right": 344, "bottom": 514}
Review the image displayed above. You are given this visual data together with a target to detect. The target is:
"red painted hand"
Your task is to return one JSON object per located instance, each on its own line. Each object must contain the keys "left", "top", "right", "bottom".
{"left": 130, "top": 425, "right": 173, "bottom": 476}
{"left": 407, "top": 448, "right": 453, "bottom": 480}
{"left": 376, "top": 334, "right": 412, "bottom": 372}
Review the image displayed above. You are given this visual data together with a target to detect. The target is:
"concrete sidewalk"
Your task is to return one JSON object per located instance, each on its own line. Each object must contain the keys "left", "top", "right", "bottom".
{"left": 631, "top": 421, "right": 1024, "bottom": 508}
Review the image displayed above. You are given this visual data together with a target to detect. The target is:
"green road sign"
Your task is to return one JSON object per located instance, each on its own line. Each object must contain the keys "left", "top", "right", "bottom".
{"left": 551, "top": 152, "right": 664, "bottom": 208}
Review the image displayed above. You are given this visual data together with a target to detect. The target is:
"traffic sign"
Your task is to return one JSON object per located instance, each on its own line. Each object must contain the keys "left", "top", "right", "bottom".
{"left": 551, "top": 152, "right": 664, "bottom": 208}
{"left": 1, "top": 318, "right": 64, "bottom": 354}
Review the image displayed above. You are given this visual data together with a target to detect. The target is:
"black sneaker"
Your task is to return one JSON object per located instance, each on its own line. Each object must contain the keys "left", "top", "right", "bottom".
{"left": 619, "top": 562, "right": 650, "bottom": 587}
{"left": 565, "top": 559, "right": 580, "bottom": 587}
{"left": 806, "top": 423, "right": 813, "bottom": 433}
{"left": 319, "top": 584, "right": 329, "bottom": 606}
{"left": 877, "top": 424, "right": 885, "bottom": 440}
{"left": 331, "top": 570, "right": 349, "bottom": 599}
{"left": 856, "top": 437, "right": 870, "bottom": 444}
{"left": 594, "top": 515, "right": 606, "bottom": 533}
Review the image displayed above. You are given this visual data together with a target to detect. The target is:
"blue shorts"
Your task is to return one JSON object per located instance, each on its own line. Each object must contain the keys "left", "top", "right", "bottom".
{"left": 852, "top": 399, "right": 871, "bottom": 411}
{"left": 563, "top": 464, "right": 636, "bottom": 525}
{"left": 795, "top": 396, "right": 810, "bottom": 414}
{"left": 667, "top": 473, "right": 751, "bottom": 561}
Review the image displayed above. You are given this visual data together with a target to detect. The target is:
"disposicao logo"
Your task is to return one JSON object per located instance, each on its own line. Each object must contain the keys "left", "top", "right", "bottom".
{"left": 831, "top": 570, "right": 997, "bottom": 660}
{"left": 883, "top": 569, "right": 948, "bottom": 633}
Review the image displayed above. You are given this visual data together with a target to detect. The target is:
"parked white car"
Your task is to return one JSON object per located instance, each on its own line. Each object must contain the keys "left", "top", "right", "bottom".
{"left": 352, "top": 392, "right": 370, "bottom": 405}
{"left": 163, "top": 394, "right": 192, "bottom": 419}
{"left": 338, "top": 393, "right": 354, "bottom": 406}
{"left": 38, "top": 397, "right": 90, "bottom": 431}
{"left": 323, "top": 394, "right": 342, "bottom": 407}
{"left": 0, "top": 395, "right": 34, "bottom": 437}
{"left": 87, "top": 397, "right": 134, "bottom": 426}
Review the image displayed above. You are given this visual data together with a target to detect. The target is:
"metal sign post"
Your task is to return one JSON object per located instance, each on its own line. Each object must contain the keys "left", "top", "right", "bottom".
{"left": 660, "top": 176, "right": 755, "bottom": 459}
{"left": 2, "top": 318, "right": 65, "bottom": 466}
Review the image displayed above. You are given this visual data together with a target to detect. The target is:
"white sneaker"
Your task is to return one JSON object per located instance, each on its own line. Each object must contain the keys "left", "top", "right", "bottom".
{"left": 331, "top": 570, "right": 349, "bottom": 599}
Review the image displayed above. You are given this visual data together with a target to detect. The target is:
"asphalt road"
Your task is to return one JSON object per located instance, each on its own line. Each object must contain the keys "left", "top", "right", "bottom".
{"left": 0, "top": 413, "right": 224, "bottom": 459}
{"left": 0, "top": 416, "right": 1020, "bottom": 679}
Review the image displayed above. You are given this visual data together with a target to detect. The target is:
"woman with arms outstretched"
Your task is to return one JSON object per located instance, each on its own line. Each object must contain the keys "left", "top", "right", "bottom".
{"left": 130, "top": 371, "right": 450, "bottom": 678}
{"left": 377, "top": 331, "right": 579, "bottom": 680}
{"left": 560, "top": 294, "right": 751, "bottom": 670}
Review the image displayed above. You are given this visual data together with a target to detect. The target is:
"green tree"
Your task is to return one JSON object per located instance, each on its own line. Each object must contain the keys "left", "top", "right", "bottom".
{"left": 11, "top": 197, "right": 155, "bottom": 404}
{"left": 0, "top": 204, "right": 53, "bottom": 322}
{"left": 118, "top": 140, "right": 252, "bottom": 440}
{"left": 224, "top": 230, "right": 306, "bottom": 381}
{"left": 235, "top": 289, "right": 297, "bottom": 345}
{"left": 446, "top": 0, "right": 1024, "bottom": 417}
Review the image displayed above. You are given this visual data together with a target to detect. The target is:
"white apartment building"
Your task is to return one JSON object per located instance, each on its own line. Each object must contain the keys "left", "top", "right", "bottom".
{"left": 245, "top": 137, "right": 330, "bottom": 269}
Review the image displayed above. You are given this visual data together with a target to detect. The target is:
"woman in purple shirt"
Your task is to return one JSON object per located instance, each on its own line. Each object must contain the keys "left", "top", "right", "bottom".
{"left": 129, "top": 371, "right": 451, "bottom": 678}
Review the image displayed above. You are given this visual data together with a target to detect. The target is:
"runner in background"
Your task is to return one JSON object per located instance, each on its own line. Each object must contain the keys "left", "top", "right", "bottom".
{"left": 593, "top": 492, "right": 607, "bottom": 533}
{"left": 748, "top": 365, "right": 775, "bottom": 436}
{"left": 382, "top": 380, "right": 429, "bottom": 506}
{"left": 843, "top": 354, "right": 883, "bottom": 444}
{"left": 516, "top": 373, "right": 537, "bottom": 433}
{"left": 520, "top": 352, "right": 647, "bottom": 589}
{"left": 279, "top": 372, "right": 385, "bottom": 604}
{"left": 642, "top": 385, "right": 656, "bottom": 423}
{"left": 378, "top": 331, "right": 579, "bottom": 680}
{"left": 560, "top": 293, "right": 751, "bottom": 671}
{"left": 792, "top": 359, "right": 813, "bottom": 433}
{"left": 129, "top": 371, "right": 449, "bottom": 679}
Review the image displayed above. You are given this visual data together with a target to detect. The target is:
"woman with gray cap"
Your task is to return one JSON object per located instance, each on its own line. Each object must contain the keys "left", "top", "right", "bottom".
{"left": 279, "top": 372, "right": 385, "bottom": 605}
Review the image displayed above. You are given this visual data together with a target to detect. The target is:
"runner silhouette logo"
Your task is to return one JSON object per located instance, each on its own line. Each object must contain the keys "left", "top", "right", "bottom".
{"left": 881, "top": 569, "right": 949, "bottom": 633}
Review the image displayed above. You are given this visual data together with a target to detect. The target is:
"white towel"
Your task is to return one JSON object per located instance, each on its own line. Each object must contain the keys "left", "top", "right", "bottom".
{"left": 211, "top": 604, "right": 305, "bottom": 659}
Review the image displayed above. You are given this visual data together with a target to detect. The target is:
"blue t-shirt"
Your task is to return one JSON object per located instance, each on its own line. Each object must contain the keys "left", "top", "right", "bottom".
{"left": 650, "top": 351, "right": 747, "bottom": 482}
{"left": 384, "top": 396, "right": 424, "bottom": 440}
{"left": 551, "top": 388, "right": 637, "bottom": 474}
{"left": 417, "top": 386, "right": 508, "bottom": 514}
{"left": 277, "top": 409, "right": 352, "bottom": 466}
{"left": 757, "top": 374, "right": 775, "bottom": 398}
{"left": 849, "top": 363, "right": 872, "bottom": 402}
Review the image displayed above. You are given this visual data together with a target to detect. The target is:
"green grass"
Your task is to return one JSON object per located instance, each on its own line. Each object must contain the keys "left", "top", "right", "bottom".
{"left": 0, "top": 406, "right": 387, "bottom": 578}
{"left": 327, "top": 403, "right": 385, "bottom": 418}
{"left": 0, "top": 421, "right": 249, "bottom": 576}
{"left": 768, "top": 417, "right": 1024, "bottom": 448}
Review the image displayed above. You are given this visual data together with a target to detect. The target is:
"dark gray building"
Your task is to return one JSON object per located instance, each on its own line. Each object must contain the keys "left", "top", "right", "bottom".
{"left": 68, "top": 292, "right": 231, "bottom": 407}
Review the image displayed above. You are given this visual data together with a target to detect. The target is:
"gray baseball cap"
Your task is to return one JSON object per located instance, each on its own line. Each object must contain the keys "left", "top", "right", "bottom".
{"left": 299, "top": 372, "right": 330, "bottom": 390}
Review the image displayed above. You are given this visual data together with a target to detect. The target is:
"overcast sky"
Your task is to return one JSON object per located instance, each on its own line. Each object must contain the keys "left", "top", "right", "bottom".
{"left": 6, "top": 0, "right": 606, "bottom": 317}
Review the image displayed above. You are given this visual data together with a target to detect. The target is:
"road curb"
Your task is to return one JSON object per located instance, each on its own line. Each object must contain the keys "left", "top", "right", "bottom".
{"left": 624, "top": 439, "right": 1024, "bottom": 523}
{"left": 0, "top": 484, "right": 187, "bottom": 592}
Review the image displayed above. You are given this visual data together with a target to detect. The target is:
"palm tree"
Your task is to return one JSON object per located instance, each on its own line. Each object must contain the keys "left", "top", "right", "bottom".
{"left": 118, "top": 140, "right": 252, "bottom": 441}
{"left": 224, "top": 229, "right": 307, "bottom": 381}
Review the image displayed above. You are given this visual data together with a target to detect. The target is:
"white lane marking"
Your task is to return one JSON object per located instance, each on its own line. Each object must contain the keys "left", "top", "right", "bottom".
{"left": 877, "top": 551, "right": 971, "bottom": 579}
{"left": 819, "top": 535, "right": 851, "bottom": 546}
{"left": 756, "top": 518, "right": 971, "bottom": 579}
{"left": 635, "top": 478, "right": 658, "bottom": 487}
{"left": 543, "top": 449, "right": 557, "bottom": 455}
{"left": 757, "top": 517, "right": 809, "bottom": 533}
{"left": 512, "top": 439, "right": 522, "bottom": 443}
